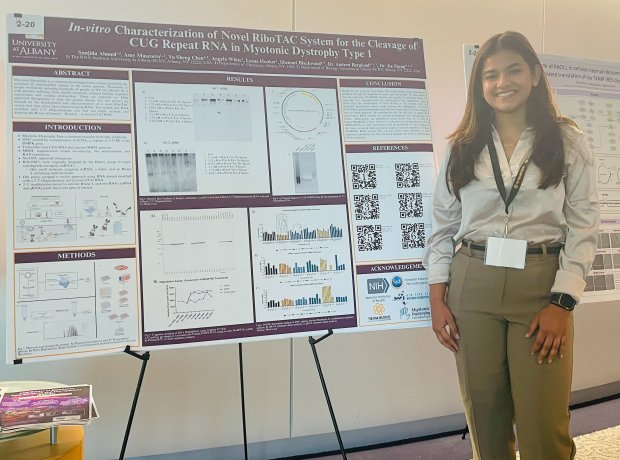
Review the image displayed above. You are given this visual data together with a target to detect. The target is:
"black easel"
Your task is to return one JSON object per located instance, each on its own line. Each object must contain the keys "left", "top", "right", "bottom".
{"left": 119, "top": 345, "right": 151, "bottom": 460}
{"left": 239, "top": 343, "right": 249, "bottom": 460}
{"left": 308, "top": 329, "right": 347, "bottom": 459}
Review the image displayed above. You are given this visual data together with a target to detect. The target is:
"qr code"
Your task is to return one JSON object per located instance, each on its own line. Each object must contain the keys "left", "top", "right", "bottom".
{"left": 354, "top": 194, "right": 380, "bottom": 220}
{"left": 395, "top": 163, "right": 421, "bottom": 188}
{"left": 401, "top": 223, "right": 426, "bottom": 249}
{"left": 398, "top": 193, "right": 423, "bottom": 218}
{"left": 351, "top": 164, "right": 377, "bottom": 189}
{"left": 357, "top": 225, "right": 383, "bottom": 251}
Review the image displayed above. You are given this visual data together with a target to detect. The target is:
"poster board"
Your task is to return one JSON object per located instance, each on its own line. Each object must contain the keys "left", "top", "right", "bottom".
{"left": 5, "top": 14, "right": 436, "bottom": 362}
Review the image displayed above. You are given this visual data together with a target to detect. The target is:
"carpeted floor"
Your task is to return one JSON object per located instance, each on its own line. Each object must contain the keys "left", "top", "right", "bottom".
{"left": 515, "top": 425, "right": 620, "bottom": 459}
{"left": 308, "top": 397, "right": 620, "bottom": 460}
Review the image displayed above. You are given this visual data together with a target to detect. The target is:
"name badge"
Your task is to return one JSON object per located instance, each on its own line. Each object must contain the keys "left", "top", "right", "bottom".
{"left": 485, "top": 236, "right": 527, "bottom": 269}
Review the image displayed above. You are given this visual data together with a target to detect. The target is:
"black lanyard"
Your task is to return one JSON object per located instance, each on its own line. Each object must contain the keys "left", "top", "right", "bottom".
{"left": 487, "top": 136, "right": 531, "bottom": 215}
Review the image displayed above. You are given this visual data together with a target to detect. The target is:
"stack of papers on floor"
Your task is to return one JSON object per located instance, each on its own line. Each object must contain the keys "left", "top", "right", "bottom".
{"left": 0, "top": 384, "right": 98, "bottom": 433}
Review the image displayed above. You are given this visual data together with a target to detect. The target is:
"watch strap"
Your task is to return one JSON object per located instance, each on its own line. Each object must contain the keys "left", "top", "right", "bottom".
{"left": 549, "top": 292, "right": 577, "bottom": 311}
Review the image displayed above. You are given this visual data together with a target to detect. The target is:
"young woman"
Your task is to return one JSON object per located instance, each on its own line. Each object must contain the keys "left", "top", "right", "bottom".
{"left": 423, "top": 31, "right": 599, "bottom": 460}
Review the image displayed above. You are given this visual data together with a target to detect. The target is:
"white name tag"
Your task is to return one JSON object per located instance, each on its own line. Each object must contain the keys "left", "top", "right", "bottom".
{"left": 485, "top": 237, "right": 527, "bottom": 269}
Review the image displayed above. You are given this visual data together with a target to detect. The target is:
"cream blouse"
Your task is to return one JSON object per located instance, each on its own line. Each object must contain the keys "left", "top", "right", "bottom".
{"left": 423, "top": 124, "right": 600, "bottom": 300}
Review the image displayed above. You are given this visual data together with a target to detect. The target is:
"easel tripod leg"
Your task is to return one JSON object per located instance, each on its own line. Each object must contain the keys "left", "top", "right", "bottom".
{"left": 309, "top": 330, "right": 347, "bottom": 459}
{"left": 239, "top": 343, "right": 248, "bottom": 460}
{"left": 119, "top": 346, "right": 151, "bottom": 460}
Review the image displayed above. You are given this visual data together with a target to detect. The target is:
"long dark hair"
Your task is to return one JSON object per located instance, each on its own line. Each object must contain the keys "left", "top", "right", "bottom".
{"left": 447, "top": 31, "right": 574, "bottom": 200}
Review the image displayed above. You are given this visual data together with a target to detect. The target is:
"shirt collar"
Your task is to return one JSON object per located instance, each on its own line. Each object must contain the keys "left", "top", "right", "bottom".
{"left": 490, "top": 125, "right": 535, "bottom": 144}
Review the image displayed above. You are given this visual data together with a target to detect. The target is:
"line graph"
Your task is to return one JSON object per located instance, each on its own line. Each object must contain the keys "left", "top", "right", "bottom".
{"left": 165, "top": 284, "right": 215, "bottom": 327}
{"left": 177, "top": 289, "right": 213, "bottom": 305}
{"left": 165, "top": 285, "right": 216, "bottom": 327}
{"left": 150, "top": 210, "right": 240, "bottom": 274}
{"left": 140, "top": 208, "right": 254, "bottom": 331}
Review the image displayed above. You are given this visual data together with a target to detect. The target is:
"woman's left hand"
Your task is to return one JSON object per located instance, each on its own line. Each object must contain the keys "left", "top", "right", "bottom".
{"left": 526, "top": 304, "right": 571, "bottom": 364}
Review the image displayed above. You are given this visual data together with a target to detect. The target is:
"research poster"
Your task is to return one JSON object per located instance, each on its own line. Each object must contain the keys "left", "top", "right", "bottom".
{"left": 6, "top": 14, "right": 435, "bottom": 362}
{"left": 463, "top": 45, "right": 620, "bottom": 303}
{"left": 542, "top": 55, "right": 620, "bottom": 303}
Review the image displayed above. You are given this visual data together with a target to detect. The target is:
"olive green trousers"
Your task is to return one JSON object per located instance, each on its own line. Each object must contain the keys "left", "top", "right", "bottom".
{"left": 447, "top": 245, "right": 576, "bottom": 460}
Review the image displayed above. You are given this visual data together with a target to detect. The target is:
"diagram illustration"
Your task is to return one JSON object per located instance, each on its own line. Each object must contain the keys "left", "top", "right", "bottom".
{"left": 15, "top": 196, "right": 76, "bottom": 245}
{"left": 559, "top": 95, "right": 619, "bottom": 155}
{"left": 267, "top": 88, "right": 338, "bottom": 141}
{"left": 15, "top": 263, "right": 96, "bottom": 344}
{"left": 18, "top": 266, "right": 92, "bottom": 301}
{"left": 595, "top": 156, "right": 620, "bottom": 211}
{"left": 558, "top": 94, "right": 620, "bottom": 214}
{"left": 14, "top": 258, "right": 137, "bottom": 353}
{"left": 15, "top": 195, "right": 133, "bottom": 248}
{"left": 281, "top": 90, "right": 325, "bottom": 133}
{"left": 597, "top": 161, "right": 617, "bottom": 185}
{"left": 265, "top": 87, "right": 344, "bottom": 196}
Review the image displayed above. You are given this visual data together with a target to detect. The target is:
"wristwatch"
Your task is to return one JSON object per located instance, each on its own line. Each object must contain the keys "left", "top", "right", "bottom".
{"left": 549, "top": 293, "right": 578, "bottom": 311}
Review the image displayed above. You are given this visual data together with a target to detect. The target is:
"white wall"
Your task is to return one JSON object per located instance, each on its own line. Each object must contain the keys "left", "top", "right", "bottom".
{"left": 1, "top": 1, "right": 619, "bottom": 458}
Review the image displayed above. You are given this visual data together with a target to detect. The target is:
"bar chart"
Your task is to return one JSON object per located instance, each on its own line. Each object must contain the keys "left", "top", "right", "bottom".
{"left": 250, "top": 204, "right": 354, "bottom": 322}
{"left": 258, "top": 219, "right": 344, "bottom": 241}
{"left": 265, "top": 285, "right": 349, "bottom": 309}
{"left": 261, "top": 255, "right": 346, "bottom": 275}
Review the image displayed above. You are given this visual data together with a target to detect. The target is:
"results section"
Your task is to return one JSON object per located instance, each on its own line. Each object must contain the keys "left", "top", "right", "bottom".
{"left": 135, "top": 72, "right": 356, "bottom": 346}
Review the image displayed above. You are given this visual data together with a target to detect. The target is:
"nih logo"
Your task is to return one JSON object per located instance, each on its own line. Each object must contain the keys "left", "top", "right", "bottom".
{"left": 367, "top": 278, "right": 389, "bottom": 294}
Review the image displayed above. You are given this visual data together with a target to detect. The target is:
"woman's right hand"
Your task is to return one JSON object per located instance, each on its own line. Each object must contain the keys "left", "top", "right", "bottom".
{"left": 430, "top": 283, "right": 460, "bottom": 352}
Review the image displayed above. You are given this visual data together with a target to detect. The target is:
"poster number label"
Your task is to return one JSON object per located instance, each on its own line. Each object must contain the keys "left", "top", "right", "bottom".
{"left": 8, "top": 15, "right": 44, "bottom": 35}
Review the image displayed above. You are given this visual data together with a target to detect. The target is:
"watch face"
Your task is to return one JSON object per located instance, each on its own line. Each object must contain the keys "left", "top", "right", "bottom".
{"left": 551, "top": 293, "right": 576, "bottom": 310}
{"left": 562, "top": 294, "right": 577, "bottom": 308}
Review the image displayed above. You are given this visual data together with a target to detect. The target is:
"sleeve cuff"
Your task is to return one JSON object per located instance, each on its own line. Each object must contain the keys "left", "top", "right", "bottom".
{"left": 551, "top": 269, "right": 587, "bottom": 302}
{"left": 427, "top": 263, "right": 450, "bottom": 285}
